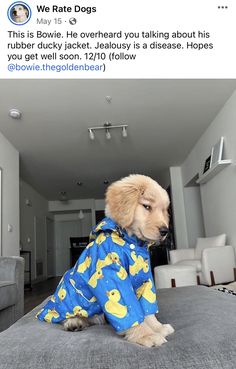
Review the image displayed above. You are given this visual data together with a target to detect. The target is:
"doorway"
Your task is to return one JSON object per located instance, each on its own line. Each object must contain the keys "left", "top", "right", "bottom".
{"left": 46, "top": 217, "right": 55, "bottom": 278}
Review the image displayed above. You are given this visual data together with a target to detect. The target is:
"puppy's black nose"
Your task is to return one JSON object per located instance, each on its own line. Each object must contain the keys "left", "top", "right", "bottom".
{"left": 159, "top": 227, "right": 169, "bottom": 237}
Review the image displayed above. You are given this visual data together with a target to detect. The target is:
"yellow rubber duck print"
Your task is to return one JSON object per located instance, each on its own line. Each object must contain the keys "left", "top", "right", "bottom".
{"left": 129, "top": 251, "right": 149, "bottom": 276}
{"left": 73, "top": 305, "right": 88, "bottom": 317}
{"left": 111, "top": 231, "right": 125, "bottom": 246}
{"left": 136, "top": 279, "right": 156, "bottom": 303}
{"left": 95, "top": 221, "right": 107, "bottom": 232}
{"left": 86, "top": 241, "right": 94, "bottom": 249}
{"left": 65, "top": 312, "right": 74, "bottom": 319}
{"left": 77, "top": 256, "right": 92, "bottom": 273}
{"left": 44, "top": 309, "right": 60, "bottom": 323}
{"left": 96, "top": 252, "right": 120, "bottom": 270}
{"left": 96, "top": 232, "right": 107, "bottom": 245}
{"left": 89, "top": 296, "right": 97, "bottom": 302}
{"left": 88, "top": 268, "right": 104, "bottom": 288}
{"left": 109, "top": 252, "right": 120, "bottom": 264}
{"left": 117, "top": 266, "right": 128, "bottom": 280}
{"left": 58, "top": 287, "right": 67, "bottom": 301}
{"left": 105, "top": 289, "right": 127, "bottom": 318}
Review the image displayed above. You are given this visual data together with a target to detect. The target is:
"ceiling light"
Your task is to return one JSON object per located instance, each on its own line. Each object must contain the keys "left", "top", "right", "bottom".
{"left": 78, "top": 210, "right": 84, "bottom": 219}
{"left": 59, "top": 191, "right": 67, "bottom": 201}
{"left": 105, "top": 129, "right": 111, "bottom": 140}
{"left": 105, "top": 96, "right": 112, "bottom": 103}
{"left": 89, "top": 129, "right": 95, "bottom": 140}
{"left": 88, "top": 123, "right": 128, "bottom": 141}
{"left": 9, "top": 108, "right": 22, "bottom": 119}
{"left": 77, "top": 181, "right": 83, "bottom": 186}
{"left": 122, "top": 126, "right": 127, "bottom": 138}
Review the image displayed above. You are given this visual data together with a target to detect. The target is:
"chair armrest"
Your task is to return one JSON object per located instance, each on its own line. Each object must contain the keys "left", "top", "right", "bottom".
{"left": 0, "top": 257, "right": 24, "bottom": 320}
{"left": 169, "top": 248, "right": 195, "bottom": 264}
{"left": 201, "top": 246, "right": 236, "bottom": 286}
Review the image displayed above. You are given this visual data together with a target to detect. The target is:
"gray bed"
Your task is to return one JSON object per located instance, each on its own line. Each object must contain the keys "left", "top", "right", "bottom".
{"left": 0, "top": 286, "right": 235, "bottom": 369}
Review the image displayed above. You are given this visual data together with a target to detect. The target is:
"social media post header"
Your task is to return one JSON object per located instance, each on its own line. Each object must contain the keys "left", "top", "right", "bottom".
{"left": 0, "top": 0, "right": 235, "bottom": 78}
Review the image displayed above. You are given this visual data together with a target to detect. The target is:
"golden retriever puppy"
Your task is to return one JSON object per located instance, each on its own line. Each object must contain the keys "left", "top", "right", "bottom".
{"left": 12, "top": 5, "right": 28, "bottom": 23}
{"left": 105, "top": 174, "right": 174, "bottom": 346}
{"left": 37, "top": 174, "right": 174, "bottom": 347}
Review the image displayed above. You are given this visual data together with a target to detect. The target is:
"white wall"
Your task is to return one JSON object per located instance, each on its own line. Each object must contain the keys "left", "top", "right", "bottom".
{"left": 54, "top": 210, "right": 92, "bottom": 237}
{"left": 0, "top": 132, "right": 19, "bottom": 256}
{"left": 183, "top": 186, "right": 205, "bottom": 248}
{"left": 157, "top": 168, "right": 171, "bottom": 189}
{"left": 170, "top": 167, "right": 189, "bottom": 249}
{"left": 20, "top": 179, "right": 52, "bottom": 281}
{"left": 181, "top": 89, "right": 236, "bottom": 247}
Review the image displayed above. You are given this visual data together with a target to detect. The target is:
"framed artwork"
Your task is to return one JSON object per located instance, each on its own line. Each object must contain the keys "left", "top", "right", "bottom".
{"left": 211, "top": 137, "right": 224, "bottom": 165}
{"left": 203, "top": 153, "right": 212, "bottom": 174}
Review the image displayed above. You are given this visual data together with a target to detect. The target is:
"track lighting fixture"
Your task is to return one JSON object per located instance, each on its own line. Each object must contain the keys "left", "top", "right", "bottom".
{"left": 105, "top": 128, "right": 111, "bottom": 140}
{"left": 122, "top": 126, "right": 127, "bottom": 138}
{"left": 88, "top": 123, "right": 128, "bottom": 141}
{"left": 89, "top": 129, "right": 95, "bottom": 140}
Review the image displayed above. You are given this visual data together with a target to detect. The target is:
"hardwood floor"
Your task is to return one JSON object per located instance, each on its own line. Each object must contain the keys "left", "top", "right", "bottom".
{"left": 24, "top": 277, "right": 61, "bottom": 314}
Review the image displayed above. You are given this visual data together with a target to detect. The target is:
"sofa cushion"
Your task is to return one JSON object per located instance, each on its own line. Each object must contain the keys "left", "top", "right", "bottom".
{"left": 175, "top": 259, "right": 202, "bottom": 272}
{"left": 195, "top": 234, "right": 226, "bottom": 259}
{"left": 1, "top": 286, "right": 236, "bottom": 369}
{"left": 0, "top": 281, "right": 17, "bottom": 311}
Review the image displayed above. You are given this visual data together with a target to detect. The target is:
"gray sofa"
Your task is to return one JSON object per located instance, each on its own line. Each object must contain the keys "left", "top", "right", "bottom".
{"left": 0, "top": 257, "right": 24, "bottom": 332}
{"left": 0, "top": 285, "right": 236, "bottom": 369}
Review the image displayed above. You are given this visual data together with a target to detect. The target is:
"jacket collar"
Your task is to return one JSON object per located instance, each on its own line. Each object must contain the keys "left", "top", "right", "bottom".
{"left": 91, "top": 217, "right": 149, "bottom": 248}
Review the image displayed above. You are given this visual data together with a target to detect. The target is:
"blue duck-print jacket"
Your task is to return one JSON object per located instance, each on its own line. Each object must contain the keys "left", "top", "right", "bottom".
{"left": 37, "top": 218, "right": 158, "bottom": 333}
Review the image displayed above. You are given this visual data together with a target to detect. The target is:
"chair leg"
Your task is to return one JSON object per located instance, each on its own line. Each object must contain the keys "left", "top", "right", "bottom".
{"left": 210, "top": 271, "right": 215, "bottom": 286}
{"left": 234, "top": 267, "right": 236, "bottom": 282}
{"left": 171, "top": 278, "right": 176, "bottom": 288}
{"left": 197, "top": 275, "right": 200, "bottom": 285}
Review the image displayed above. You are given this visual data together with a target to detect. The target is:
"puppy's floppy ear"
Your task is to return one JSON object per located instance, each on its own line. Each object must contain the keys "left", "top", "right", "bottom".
{"left": 105, "top": 175, "right": 144, "bottom": 228}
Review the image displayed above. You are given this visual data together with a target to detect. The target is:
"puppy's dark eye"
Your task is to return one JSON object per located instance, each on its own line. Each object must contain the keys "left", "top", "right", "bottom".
{"left": 143, "top": 204, "right": 151, "bottom": 211}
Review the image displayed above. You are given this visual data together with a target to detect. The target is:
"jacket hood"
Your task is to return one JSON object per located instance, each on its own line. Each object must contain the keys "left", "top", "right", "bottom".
{"left": 90, "top": 217, "right": 149, "bottom": 248}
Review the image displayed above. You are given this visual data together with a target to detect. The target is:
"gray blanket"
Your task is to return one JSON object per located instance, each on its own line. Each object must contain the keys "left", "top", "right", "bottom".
{"left": 0, "top": 286, "right": 235, "bottom": 369}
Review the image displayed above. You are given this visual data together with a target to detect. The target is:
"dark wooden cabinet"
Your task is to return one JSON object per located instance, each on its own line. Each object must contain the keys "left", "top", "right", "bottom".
{"left": 149, "top": 245, "right": 169, "bottom": 276}
{"left": 70, "top": 237, "right": 89, "bottom": 267}
{"left": 95, "top": 210, "right": 105, "bottom": 224}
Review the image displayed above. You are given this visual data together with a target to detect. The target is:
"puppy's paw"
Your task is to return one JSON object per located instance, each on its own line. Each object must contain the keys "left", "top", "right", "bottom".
{"left": 88, "top": 314, "right": 106, "bottom": 326}
{"left": 159, "top": 324, "right": 175, "bottom": 338}
{"left": 63, "top": 317, "right": 90, "bottom": 332}
{"left": 137, "top": 333, "right": 167, "bottom": 348}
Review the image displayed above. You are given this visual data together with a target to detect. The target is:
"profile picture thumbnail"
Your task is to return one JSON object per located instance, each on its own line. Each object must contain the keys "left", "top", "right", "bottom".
{"left": 8, "top": 2, "right": 31, "bottom": 25}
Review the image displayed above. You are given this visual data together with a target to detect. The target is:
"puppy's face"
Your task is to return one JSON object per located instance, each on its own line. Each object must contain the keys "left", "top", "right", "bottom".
{"left": 129, "top": 184, "right": 169, "bottom": 242}
{"left": 105, "top": 174, "right": 170, "bottom": 243}
{"left": 12, "top": 5, "right": 28, "bottom": 22}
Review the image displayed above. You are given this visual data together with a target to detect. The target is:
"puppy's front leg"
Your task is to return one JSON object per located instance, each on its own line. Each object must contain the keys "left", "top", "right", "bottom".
{"left": 63, "top": 314, "right": 106, "bottom": 332}
{"left": 122, "top": 321, "right": 167, "bottom": 348}
{"left": 145, "top": 314, "right": 174, "bottom": 338}
{"left": 63, "top": 317, "right": 90, "bottom": 332}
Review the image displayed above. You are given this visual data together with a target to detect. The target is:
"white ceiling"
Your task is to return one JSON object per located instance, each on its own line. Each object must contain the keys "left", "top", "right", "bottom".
{"left": 0, "top": 79, "right": 235, "bottom": 200}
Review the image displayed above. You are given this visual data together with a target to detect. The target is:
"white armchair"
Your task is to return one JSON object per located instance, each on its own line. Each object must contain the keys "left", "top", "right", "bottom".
{"left": 169, "top": 234, "right": 236, "bottom": 286}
